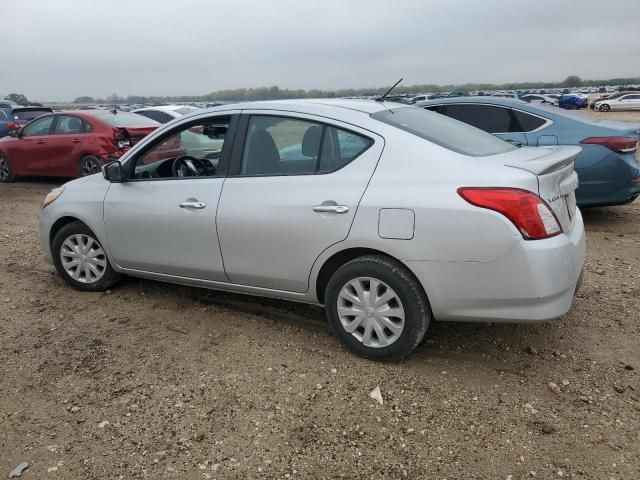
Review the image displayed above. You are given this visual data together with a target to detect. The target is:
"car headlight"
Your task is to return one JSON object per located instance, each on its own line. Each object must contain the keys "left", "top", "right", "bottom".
{"left": 42, "top": 187, "right": 64, "bottom": 209}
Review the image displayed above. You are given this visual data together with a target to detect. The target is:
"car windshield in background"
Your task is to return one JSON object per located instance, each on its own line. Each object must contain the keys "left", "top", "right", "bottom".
{"left": 174, "top": 107, "right": 200, "bottom": 115}
{"left": 95, "top": 112, "right": 159, "bottom": 127}
{"left": 372, "top": 107, "right": 516, "bottom": 157}
{"left": 12, "top": 108, "right": 52, "bottom": 121}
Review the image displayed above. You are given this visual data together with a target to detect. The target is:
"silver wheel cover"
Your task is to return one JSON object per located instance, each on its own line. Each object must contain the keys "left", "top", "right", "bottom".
{"left": 337, "top": 277, "right": 405, "bottom": 348}
{"left": 60, "top": 234, "right": 107, "bottom": 284}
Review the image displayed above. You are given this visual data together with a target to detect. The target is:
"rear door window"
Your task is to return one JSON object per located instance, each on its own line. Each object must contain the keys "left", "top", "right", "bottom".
{"left": 440, "top": 104, "right": 515, "bottom": 133}
{"left": 511, "top": 110, "right": 547, "bottom": 132}
{"left": 239, "top": 115, "right": 372, "bottom": 176}
{"left": 54, "top": 115, "right": 90, "bottom": 134}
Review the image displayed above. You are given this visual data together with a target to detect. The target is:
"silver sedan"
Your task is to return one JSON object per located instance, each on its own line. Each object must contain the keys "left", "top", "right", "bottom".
{"left": 39, "top": 100, "right": 585, "bottom": 360}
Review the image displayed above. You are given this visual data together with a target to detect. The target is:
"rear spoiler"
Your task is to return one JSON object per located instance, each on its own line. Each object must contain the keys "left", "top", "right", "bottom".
{"left": 505, "top": 146, "right": 581, "bottom": 175}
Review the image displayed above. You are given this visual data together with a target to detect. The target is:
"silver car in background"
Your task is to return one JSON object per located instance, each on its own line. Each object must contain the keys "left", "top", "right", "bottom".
{"left": 39, "top": 100, "right": 585, "bottom": 360}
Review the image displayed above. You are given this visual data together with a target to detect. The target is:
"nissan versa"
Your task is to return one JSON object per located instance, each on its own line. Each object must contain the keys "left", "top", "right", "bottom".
{"left": 39, "top": 100, "right": 586, "bottom": 360}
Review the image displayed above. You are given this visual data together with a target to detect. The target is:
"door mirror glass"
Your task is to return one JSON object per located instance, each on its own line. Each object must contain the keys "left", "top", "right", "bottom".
{"left": 103, "top": 161, "right": 124, "bottom": 182}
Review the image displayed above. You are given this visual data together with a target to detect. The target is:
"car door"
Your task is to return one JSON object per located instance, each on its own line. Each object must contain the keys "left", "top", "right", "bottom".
{"left": 216, "top": 112, "right": 383, "bottom": 293}
{"left": 7, "top": 115, "right": 56, "bottom": 174}
{"left": 103, "top": 112, "right": 239, "bottom": 281}
{"left": 438, "top": 104, "right": 529, "bottom": 146}
{"left": 46, "top": 115, "right": 90, "bottom": 176}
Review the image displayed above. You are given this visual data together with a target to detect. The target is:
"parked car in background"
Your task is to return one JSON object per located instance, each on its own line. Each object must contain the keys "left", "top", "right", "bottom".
{"left": 0, "top": 111, "right": 159, "bottom": 182}
{"left": 38, "top": 99, "right": 585, "bottom": 360}
{"left": 558, "top": 94, "right": 588, "bottom": 110}
{"left": 133, "top": 105, "right": 202, "bottom": 123}
{"left": 0, "top": 106, "right": 53, "bottom": 138}
{"left": 520, "top": 94, "right": 559, "bottom": 106}
{"left": 417, "top": 97, "right": 640, "bottom": 207}
{"left": 589, "top": 91, "right": 630, "bottom": 109}
{"left": 594, "top": 93, "right": 640, "bottom": 112}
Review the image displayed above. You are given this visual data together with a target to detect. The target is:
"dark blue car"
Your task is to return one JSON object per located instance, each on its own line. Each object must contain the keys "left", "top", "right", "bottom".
{"left": 0, "top": 106, "right": 53, "bottom": 138}
{"left": 558, "top": 94, "right": 588, "bottom": 110}
{"left": 416, "top": 97, "right": 640, "bottom": 207}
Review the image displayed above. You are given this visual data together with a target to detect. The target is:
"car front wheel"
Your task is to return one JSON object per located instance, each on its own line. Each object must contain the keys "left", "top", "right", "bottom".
{"left": 0, "top": 154, "right": 15, "bottom": 182}
{"left": 324, "top": 255, "right": 430, "bottom": 361}
{"left": 51, "top": 221, "right": 121, "bottom": 291}
{"left": 599, "top": 104, "right": 611, "bottom": 112}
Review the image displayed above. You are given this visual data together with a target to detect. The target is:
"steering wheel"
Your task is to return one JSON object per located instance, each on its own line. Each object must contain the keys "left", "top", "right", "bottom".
{"left": 171, "top": 155, "right": 210, "bottom": 177}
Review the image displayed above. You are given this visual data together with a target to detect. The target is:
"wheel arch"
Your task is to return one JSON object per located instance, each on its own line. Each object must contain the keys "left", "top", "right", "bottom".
{"left": 49, "top": 216, "right": 85, "bottom": 247}
{"left": 314, "top": 247, "right": 428, "bottom": 305}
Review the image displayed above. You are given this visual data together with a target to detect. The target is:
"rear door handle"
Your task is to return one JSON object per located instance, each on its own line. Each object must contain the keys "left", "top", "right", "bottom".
{"left": 179, "top": 201, "right": 206, "bottom": 209}
{"left": 313, "top": 205, "right": 349, "bottom": 214}
{"left": 36, "top": 140, "right": 46, "bottom": 144}
{"left": 72, "top": 139, "right": 81, "bottom": 143}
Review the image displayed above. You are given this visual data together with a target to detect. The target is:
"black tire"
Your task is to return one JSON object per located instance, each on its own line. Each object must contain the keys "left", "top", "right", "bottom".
{"left": 324, "top": 255, "right": 430, "bottom": 361}
{"left": 599, "top": 104, "right": 610, "bottom": 112}
{"left": 0, "top": 154, "right": 16, "bottom": 182}
{"left": 78, "top": 155, "right": 101, "bottom": 177}
{"left": 51, "top": 221, "right": 121, "bottom": 291}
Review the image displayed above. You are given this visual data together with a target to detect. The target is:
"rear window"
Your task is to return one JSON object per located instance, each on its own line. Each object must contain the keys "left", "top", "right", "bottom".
{"left": 12, "top": 108, "right": 52, "bottom": 121}
{"left": 371, "top": 107, "right": 516, "bottom": 157}
{"left": 95, "top": 112, "right": 159, "bottom": 127}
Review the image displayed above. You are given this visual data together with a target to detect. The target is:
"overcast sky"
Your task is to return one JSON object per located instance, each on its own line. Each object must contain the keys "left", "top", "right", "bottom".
{"left": 1, "top": 0, "right": 638, "bottom": 101}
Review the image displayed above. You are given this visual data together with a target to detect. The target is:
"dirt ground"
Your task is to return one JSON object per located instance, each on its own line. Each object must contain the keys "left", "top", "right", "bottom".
{"left": 1, "top": 109, "right": 639, "bottom": 479}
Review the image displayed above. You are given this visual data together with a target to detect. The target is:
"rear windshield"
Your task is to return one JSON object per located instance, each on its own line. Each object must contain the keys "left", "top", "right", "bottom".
{"left": 12, "top": 108, "right": 52, "bottom": 121}
{"left": 371, "top": 107, "right": 516, "bottom": 157}
{"left": 95, "top": 112, "right": 159, "bottom": 127}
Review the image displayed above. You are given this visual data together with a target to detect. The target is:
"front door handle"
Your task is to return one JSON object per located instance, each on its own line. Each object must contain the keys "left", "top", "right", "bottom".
{"left": 313, "top": 205, "right": 349, "bottom": 214}
{"left": 36, "top": 140, "right": 46, "bottom": 144}
{"left": 72, "top": 139, "right": 81, "bottom": 143}
{"left": 179, "top": 201, "right": 206, "bottom": 209}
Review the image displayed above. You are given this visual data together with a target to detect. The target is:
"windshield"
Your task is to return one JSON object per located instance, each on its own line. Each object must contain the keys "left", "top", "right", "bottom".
{"left": 371, "top": 107, "right": 516, "bottom": 157}
{"left": 174, "top": 106, "right": 201, "bottom": 115}
{"left": 95, "top": 112, "right": 159, "bottom": 127}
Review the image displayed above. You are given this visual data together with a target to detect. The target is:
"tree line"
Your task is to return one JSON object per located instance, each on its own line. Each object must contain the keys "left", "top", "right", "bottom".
{"left": 5, "top": 75, "right": 640, "bottom": 106}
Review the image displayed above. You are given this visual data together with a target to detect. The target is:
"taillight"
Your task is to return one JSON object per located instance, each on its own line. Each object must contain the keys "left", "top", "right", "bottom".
{"left": 7, "top": 122, "right": 20, "bottom": 131}
{"left": 113, "top": 128, "right": 130, "bottom": 150}
{"left": 580, "top": 136, "right": 638, "bottom": 153}
{"left": 458, "top": 187, "right": 562, "bottom": 240}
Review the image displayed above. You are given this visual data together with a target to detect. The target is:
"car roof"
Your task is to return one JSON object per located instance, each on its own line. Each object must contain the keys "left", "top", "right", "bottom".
{"left": 134, "top": 105, "right": 201, "bottom": 114}
{"left": 416, "top": 96, "right": 533, "bottom": 108}
{"left": 204, "top": 98, "right": 396, "bottom": 116}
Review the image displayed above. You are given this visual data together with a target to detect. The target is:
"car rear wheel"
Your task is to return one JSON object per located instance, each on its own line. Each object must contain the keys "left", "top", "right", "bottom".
{"left": 599, "top": 104, "right": 611, "bottom": 112}
{"left": 324, "top": 255, "right": 430, "bottom": 361}
{"left": 0, "top": 154, "right": 15, "bottom": 182}
{"left": 78, "top": 155, "right": 101, "bottom": 177}
{"left": 51, "top": 221, "right": 121, "bottom": 291}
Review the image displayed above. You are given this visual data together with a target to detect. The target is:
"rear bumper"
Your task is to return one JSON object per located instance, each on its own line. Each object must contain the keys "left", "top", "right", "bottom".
{"left": 406, "top": 209, "right": 586, "bottom": 323}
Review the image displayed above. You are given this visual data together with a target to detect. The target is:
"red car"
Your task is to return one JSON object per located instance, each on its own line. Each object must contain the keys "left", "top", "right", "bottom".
{"left": 0, "top": 110, "right": 160, "bottom": 182}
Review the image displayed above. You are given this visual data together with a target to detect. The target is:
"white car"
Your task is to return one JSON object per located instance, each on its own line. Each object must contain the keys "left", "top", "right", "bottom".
{"left": 521, "top": 94, "right": 559, "bottom": 106}
{"left": 38, "top": 100, "right": 585, "bottom": 360}
{"left": 594, "top": 93, "right": 640, "bottom": 112}
{"left": 133, "top": 105, "right": 202, "bottom": 123}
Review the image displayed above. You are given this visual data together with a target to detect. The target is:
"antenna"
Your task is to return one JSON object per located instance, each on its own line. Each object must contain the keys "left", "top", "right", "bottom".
{"left": 376, "top": 78, "right": 403, "bottom": 102}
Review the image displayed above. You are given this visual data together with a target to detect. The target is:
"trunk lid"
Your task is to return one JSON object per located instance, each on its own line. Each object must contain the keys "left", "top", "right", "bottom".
{"left": 493, "top": 146, "right": 581, "bottom": 233}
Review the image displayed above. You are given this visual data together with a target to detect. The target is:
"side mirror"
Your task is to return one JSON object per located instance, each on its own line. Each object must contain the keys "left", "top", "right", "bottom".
{"left": 102, "top": 160, "right": 125, "bottom": 182}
